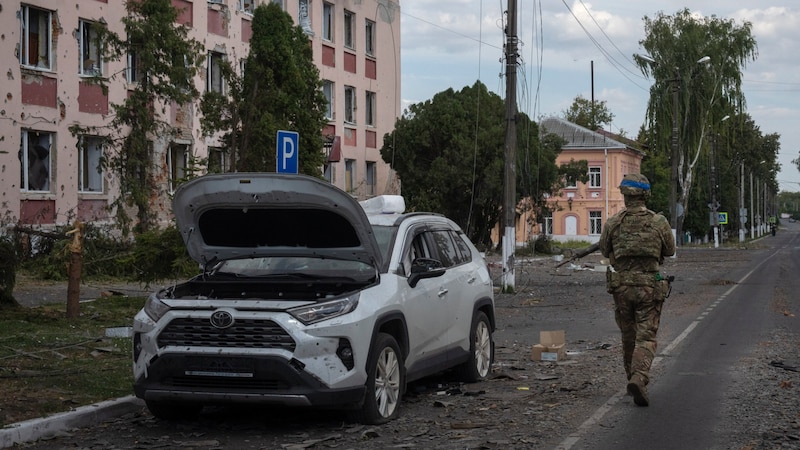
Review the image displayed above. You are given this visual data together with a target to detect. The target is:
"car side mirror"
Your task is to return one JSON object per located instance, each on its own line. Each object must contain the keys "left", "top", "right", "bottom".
{"left": 408, "top": 258, "right": 445, "bottom": 287}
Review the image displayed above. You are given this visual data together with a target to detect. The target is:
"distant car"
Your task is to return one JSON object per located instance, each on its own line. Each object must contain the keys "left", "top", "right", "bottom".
{"left": 132, "top": 173, "right": 495, "bottom": 424}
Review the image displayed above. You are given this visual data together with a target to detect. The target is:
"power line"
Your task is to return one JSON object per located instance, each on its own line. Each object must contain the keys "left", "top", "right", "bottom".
{"left": 559, "top": 0, "right": 649, "bottom": 91}
{"left": 401, "top": 10, "right": 503, "bottom": 50}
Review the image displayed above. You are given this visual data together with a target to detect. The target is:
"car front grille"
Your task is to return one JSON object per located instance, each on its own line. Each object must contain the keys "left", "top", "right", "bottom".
{"left": 158, "top": 317, "right": 296, "bottom": 351}
{"left": 168, "top": 376, "right": 290, "bottom": 390}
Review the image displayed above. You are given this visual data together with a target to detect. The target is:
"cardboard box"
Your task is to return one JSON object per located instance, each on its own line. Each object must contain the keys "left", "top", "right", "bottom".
{"left": 531, "top": 330, "right": 566, "bottom": 361}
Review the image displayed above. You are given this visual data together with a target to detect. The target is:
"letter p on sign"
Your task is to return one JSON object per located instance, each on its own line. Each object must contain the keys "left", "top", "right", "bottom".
{"left": 276, "top": 130, "right": 299, "bottom": 174}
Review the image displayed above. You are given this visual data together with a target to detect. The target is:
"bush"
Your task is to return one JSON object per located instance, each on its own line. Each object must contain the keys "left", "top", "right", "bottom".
{"left": 18, "top": 224, "right": 134, "bottom": 281}
{"left": 15, "top": 224, "right": 196, "bottom": 284}
{"left": 120, "top": 225, "right": 197, "bottom": 285}
{"left": 532, "top": 234, "right": 554, "bottom": 255}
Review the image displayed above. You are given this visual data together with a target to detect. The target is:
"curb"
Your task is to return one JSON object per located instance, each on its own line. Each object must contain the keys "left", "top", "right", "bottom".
{"left": 0, "top": 396, "right": 144, "bottom": 448}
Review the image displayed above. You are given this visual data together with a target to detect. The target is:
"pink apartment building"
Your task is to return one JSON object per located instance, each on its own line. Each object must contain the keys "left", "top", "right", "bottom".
{"left": 1, "top": 0, "right": 401, "bottom": 228}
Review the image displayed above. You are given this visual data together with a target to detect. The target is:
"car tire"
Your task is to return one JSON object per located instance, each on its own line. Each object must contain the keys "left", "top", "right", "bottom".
{"left": 352, "top": 332, "right": 404, "bottom": 424}
{"left": 456, "top": 311, "right": 494, "bottom": 382}
{"left": 145, "top": 400, "right": 203, "bottom": 420}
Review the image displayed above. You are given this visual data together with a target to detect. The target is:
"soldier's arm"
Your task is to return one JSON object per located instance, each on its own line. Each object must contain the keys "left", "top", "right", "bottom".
{"left": 656, "top": 215, "right": 676, "bottom": 257}
{"left": 599, "top": 215, "right": 616, "bottom": 258}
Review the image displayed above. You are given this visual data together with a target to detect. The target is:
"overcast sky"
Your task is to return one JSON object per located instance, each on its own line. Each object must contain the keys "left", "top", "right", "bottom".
{"left": 399, "top": 1, "right": 800, "bottom": 194}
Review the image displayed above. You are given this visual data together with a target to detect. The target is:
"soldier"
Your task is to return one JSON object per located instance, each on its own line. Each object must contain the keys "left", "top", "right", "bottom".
{"left": 599, "top": 173, "right": 676, "bottom": 407}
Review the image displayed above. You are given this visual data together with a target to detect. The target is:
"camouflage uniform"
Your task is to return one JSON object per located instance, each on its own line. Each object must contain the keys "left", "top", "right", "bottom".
{"left": 598, "top": 173, "right": 675, "bottom": 406}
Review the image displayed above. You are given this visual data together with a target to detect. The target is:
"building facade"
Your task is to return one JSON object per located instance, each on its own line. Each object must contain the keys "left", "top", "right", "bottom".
{"left": 532, "top": 117, "right": 644, "bottom": 244}
{"left": 1, "top": 0, "right": 400, "bottom": 229}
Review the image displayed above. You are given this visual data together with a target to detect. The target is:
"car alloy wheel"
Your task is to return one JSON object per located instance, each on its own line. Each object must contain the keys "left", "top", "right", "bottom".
{"left": 357, "top": 332, "right": 403, "bottom": 424}
{"left": 456, "top": 311, "right": 494, "bottom": 382}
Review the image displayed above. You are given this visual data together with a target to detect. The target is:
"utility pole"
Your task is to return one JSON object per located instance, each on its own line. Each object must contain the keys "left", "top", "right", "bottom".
{"left": 670, "top": 68, "right": 680, "bottom": 246}
{"left": 739, "top": 162, "right": 745, "bottom": 242}
{"left": 710, "top": 135, "right": 719, "bottom": 248}
{"left": 501, "top": 0, "right": 518, "bottom": 292}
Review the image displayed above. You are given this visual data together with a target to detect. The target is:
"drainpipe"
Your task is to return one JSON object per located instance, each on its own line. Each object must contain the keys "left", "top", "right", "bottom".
{"left": 604, "top": 148, "right": 609, "bottom": 223}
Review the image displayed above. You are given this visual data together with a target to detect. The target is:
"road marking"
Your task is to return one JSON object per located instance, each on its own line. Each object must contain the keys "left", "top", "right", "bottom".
{"left": 555, "top": 246, "right": 780, "bottom": 450}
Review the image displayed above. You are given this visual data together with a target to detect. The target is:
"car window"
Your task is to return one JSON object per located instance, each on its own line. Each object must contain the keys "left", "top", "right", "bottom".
{"left": 371, "top": 225, "right": 396, "bottom": 264}
{"left": 399, "top": 232, "right": 432, "bottom": 277}
{"left": 430, "top": 230, "right": 459, "bottom": 268}
{"left": 451, "top": 231, "right": 473, "bottom": 265}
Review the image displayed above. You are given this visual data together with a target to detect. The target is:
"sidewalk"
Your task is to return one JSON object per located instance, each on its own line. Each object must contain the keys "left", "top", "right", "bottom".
{"left": 0, "top": 396, "right": 144, "bottom": 448}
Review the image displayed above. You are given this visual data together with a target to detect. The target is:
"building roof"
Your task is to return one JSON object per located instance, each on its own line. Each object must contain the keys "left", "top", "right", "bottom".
{"left": 539, "top": 116, "right": 627, "bottom": 150}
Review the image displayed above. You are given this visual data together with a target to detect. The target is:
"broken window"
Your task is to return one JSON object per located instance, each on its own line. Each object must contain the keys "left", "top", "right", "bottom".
{"left": 20, "top": 130, "right": 53, "bottom": 192}
{"left": 20, "top": 5, "right": 52, "bottom": 70}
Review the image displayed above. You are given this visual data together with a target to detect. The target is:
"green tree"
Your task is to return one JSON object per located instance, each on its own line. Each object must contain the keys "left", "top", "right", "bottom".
{"left": 562, "top": 95, "right": 614, "bottom": 131}
{"left": 635, "top": 9, "right": 757, "bottom": 239}
{"left": 200, "top": 3, "right": 327, "bottom": 174}
{"left": 70, "top": 0, "right": 205, "bottom": 234}
{"left": 380, "top": 81, "right": 560, "bottom": 248}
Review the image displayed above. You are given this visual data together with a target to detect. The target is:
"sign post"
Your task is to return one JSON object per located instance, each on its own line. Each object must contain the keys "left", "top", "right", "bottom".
{"left": 276, "top": 130, "right": 299, "bottom": 174}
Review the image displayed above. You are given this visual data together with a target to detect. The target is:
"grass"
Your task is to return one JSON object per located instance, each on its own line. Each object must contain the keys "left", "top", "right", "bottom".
{"left": 0, "top": 296, "right": 145, "bottom": 427}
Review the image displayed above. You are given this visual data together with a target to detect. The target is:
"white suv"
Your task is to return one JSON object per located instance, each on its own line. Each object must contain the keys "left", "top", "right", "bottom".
{"left": 132, "top": 173, "right": 495, "bottom": 424}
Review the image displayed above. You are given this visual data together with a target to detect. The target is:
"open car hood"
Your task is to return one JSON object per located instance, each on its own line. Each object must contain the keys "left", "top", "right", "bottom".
{"left": 172, "top": 173, "right": 381, "bottom": 268}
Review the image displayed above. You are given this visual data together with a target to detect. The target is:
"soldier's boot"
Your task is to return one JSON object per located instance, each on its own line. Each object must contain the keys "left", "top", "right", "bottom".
{"left": 626, "top": 374, "right": 649, "bottom": 407}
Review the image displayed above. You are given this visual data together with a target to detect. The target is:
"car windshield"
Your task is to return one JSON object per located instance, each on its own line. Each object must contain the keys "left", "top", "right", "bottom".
{"left": 370, "top": 225, "right": 397, "bottom": 266}
{"left": 214, "top": 256, "right": 375, "bottom": 282}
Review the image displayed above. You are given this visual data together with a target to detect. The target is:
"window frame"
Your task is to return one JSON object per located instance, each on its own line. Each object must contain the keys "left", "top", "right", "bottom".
{"left": 589, "top": 210, "right": 603, "bottom": 235}
{"left": 168, "top": 143, "right": 191, "bottom": 193}
{"left": 365, "top": 161, "right": 376, "bottom": 196}
{"left": 343, "top": 10, "right": 354, "bottom": 49}
{"left": 20, "top": 129, "right": 53, "bottom": 193}
{"left": 365, "top": 90, "right": 376, "bottom": 127}
{"left": 322, "top": 2, "right": 333, "bottom": 41}
{"left": 20, "top": 5, "right": 53, "bottom": 71}
{"left": 344, "top": 85, "right": 356, "bottom": 124}
{"left": 79, "top": 19, "right": 103, "bottom": 77}
{"left": 207, "top": 147, "right": 227, "bottom": 174}
{"left": 207, "top": 51, "right": 225, "bottom": 94}
{"left": 365, "top": 19, "right": 375, "bottom": 57}
{"left": 238, "top": 0, "right": 255, "bottom": 14}
{"left": 78, "top": 136, "right": 104, "bottom": 193}
{"left": 298, "top": 0, "right": 312, "bottom": 35}
{"left": 589, "top": 166, "right": 602, "bottom": 188}
{"left": 126, "top": 45, "right": 143, "bottom": 84}
{"left": 543, "top": 211, "right": 554, "bottom": 235}
{"left": 345, "top": 158, "right": 356, "bottom": 193}
{"left": 322, "top": 80, "right": 334, "bottom": 120}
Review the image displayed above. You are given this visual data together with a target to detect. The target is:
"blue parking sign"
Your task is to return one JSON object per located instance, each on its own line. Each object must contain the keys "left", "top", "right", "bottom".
{"left": 276, "top": 130, "right": 299, "bottom": 174}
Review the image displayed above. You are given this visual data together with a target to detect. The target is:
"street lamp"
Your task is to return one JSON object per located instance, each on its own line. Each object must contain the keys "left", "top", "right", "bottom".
{"left": 710, "top": 115, "right": 729, "bottom": 249}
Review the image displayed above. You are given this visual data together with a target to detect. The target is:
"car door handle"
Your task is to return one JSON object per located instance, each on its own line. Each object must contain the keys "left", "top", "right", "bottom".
{"left": 467, "top": 276, "right": 476, "bottom": 284}
{"left": 437, "top": 288, "right": 449, "bottom": 297}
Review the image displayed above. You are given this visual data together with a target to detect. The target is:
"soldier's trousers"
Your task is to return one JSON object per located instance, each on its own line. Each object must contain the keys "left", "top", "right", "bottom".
{"left": 612, "top": 284, "right": 664, "bottom": 384}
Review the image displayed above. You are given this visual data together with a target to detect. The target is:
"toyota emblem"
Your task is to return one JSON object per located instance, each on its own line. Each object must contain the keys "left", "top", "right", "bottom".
{"left": 210, "top": 310, "right": 234, "bottom": 329}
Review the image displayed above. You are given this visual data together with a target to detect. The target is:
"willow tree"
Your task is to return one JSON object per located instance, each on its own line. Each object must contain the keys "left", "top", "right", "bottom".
{"left": 200, "top": 3, "right": 327, "bottom": 174}
{"left": 634, "top": 9, "right": 757, "bottom": 240}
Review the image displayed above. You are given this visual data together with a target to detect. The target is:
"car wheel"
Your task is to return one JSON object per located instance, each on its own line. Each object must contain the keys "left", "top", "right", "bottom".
{"left": 145, "top": 400, "right": 203, "bottom": 420}
{"left": 353, "top": 332, "right": 404, "bottom": 424}
{"left": 456, "top": 311, "right": 494, "bottom": 382}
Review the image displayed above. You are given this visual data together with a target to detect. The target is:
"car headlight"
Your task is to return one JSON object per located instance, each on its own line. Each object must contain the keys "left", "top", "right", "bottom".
{"left": 143, "top": 294, "right": 171, "bottom": 322}
{"left": 288, "top": 293, "right": 360, "bottom": 325}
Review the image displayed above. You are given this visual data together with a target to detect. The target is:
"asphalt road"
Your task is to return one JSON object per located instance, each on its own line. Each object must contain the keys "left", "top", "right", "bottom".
{"left": 6, "top": 222, "right": 799, "bottom": 449}
{"left": 569, "top": 222, "right": 800, "bottom": 449}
